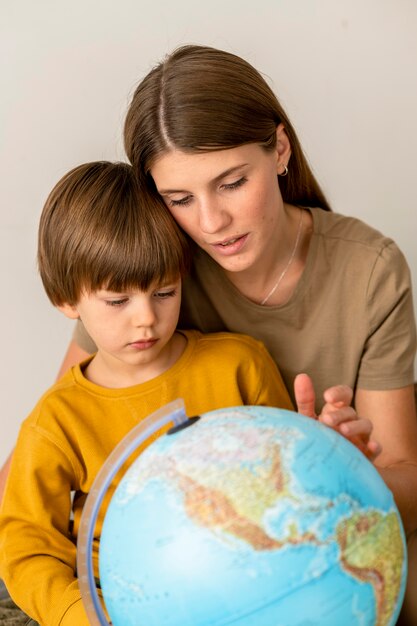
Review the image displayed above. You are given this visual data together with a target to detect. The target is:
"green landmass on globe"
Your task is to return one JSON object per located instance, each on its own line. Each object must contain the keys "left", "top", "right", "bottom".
{"left": 337, "top": 510, "right": 405, "bottom": 625}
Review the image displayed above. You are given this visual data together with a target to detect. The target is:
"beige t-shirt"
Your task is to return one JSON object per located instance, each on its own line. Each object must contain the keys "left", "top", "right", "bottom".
{"left": 74, "top": 209, "right": 416, "bottom": 411}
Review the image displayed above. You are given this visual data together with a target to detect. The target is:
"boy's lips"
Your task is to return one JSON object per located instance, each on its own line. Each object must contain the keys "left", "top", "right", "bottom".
{"left": 129, "top": 338, "right": 158, "bottom": 350}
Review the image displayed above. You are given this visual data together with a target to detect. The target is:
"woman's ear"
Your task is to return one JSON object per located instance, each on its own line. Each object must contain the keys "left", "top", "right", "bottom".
{"left": 57, "top": 303, "right": 80, "bottom": 320}
{"left": 275, "top": 123, "right": 292, "bottom": 174}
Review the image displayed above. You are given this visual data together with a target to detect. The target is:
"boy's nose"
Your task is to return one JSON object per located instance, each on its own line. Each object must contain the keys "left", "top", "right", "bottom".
{"left": 132, "top": 301, "right": 156, "bottom": 327}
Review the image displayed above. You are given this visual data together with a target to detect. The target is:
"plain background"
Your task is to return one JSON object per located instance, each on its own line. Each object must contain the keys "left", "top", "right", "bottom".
{"left": 1, "top": 0, "right": 416, "bottom": 465}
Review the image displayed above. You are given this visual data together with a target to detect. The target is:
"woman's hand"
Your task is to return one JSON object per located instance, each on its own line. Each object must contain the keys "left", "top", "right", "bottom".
{"left": 294, "top": 373, "right": 382, "bottom": 462}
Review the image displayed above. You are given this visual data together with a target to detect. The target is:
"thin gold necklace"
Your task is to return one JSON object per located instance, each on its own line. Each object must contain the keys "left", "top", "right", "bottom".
{"left": 260, "top": 208, "right": 304, "bottom": 306}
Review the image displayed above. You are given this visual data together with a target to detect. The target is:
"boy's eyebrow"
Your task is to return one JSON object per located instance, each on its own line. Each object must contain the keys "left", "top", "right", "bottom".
{"left": 158, "top": 163, "right": 249, "bottom": 194}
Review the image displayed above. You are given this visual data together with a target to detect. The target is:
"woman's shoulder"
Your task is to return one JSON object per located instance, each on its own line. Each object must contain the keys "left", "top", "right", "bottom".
{"left": 307, "top": 208, "right": 413, "bottom": 327}
{"left": 311, "top": 209, "right": 409, "bottom": 273}
{"left": 310, "top": 208, "right": 411, "bottom": 278}
{"left": 310, "top": 208, "right": 395, "bottom": 251}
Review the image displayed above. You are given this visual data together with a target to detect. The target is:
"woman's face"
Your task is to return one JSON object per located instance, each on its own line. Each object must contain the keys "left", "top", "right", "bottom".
{"left": 150, "top": 142, "right": 287, "bottom": 274}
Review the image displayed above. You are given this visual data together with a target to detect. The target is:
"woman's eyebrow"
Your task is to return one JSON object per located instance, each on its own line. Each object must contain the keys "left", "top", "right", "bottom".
{"left": 212, "top": 163, "right": 249, "bottom": 184}
{"left": 158, "top": 163, "right": 249, "bottom": 194}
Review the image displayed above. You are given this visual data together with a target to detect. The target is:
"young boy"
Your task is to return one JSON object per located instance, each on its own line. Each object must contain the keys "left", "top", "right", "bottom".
{"left": 0, "top": 161, "right": 293, "bottom": 625}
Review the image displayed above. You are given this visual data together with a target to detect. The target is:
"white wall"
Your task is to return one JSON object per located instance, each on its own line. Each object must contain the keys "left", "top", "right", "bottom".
{"left": 1, "top": 0, "right": 416, "bottom": 464}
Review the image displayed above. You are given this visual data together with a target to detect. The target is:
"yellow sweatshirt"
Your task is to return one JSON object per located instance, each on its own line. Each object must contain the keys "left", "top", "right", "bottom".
{"left": 0, "top": 330, "right": 292, "bottom": 625}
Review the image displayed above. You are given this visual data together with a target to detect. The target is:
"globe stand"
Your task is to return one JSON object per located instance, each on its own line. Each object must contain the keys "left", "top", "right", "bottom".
{"left": 77, "top": 399, "right": 189, "bottom": 626}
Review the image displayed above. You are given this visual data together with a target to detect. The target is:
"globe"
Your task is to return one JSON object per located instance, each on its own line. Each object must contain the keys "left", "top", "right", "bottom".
{"left": 98, "top": 406, "right": 406, "bottom": 626}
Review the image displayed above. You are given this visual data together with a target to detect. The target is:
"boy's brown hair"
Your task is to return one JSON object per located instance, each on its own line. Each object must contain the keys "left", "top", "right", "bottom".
{"left": 38, "top": 161, "right": 190, "bottom": 306}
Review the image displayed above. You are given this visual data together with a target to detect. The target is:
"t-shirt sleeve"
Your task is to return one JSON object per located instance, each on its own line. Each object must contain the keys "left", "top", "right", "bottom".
{"left": 357, "top": 241, "right": 416, "bottom": 389}
{"left": 73, "top": 319, "right": 97, "bottom": 353}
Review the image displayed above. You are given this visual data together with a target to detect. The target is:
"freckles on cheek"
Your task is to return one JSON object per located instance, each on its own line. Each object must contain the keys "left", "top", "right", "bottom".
{"left": 177, "top": 219, "right": 197, "bottom": 238}
{"left": 168, "top": 210, "right": 188, "bottom": 229}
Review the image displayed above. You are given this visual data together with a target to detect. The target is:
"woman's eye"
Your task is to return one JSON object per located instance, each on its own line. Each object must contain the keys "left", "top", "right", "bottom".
{"left": 222, "top": 176, "right": 247, "bottom": 191}
{"left": 106, "top": 298, "right": 128, "bottom": 307}
{"left": 169, "top": 195, "right": 192, "bottom": 207}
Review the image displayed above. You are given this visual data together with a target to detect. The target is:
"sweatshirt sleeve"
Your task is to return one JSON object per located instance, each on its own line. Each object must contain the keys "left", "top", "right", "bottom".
{"left": 253, "top": 342, "right": 294, "bottom": 410}
{"left": 233, "top": 336, "right": 294, "bottom": 411}
{"left": 0, "top": 422, "right": 90, "bottom": 626}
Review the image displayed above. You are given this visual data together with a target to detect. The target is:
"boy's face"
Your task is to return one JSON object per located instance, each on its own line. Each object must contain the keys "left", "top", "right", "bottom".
{"left": 59, "top": 279, "right": 183, "bottom": 385}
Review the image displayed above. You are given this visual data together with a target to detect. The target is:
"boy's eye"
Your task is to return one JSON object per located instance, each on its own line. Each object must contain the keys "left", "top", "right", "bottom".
{"left": 222, "top": 176, "right": 247, "bottom": 191}
{"left": 106, "top": 298, "right": 128, "bottom": 307}
{"left": 154, "top": 289, "right": 177, "bottom": 299}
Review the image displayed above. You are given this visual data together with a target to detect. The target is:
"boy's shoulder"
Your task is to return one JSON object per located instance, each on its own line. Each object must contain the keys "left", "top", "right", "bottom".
{"left": 22, "top": 365, "right": 84, "bottom": 429}
{"left": 185, "top": 329, "right": 268, "bottom": 359}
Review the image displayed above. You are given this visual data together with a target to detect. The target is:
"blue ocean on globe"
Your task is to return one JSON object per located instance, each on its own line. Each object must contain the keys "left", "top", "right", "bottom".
{"left": 99, "top": 406, "right": 407, "bottom": 626}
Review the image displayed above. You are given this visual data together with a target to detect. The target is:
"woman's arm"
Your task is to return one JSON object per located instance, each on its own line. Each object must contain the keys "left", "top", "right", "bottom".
{"left": 0, "top": 340, "right": 91, "bottom": 503}
{"left": 355, "top": 384, "right": 417, "bottom": 536}
{"left": 356, "top": 385, "right": 417, "bottom": 626}
{"left": 55, "top": 339, "right": 91, "bottom": 380}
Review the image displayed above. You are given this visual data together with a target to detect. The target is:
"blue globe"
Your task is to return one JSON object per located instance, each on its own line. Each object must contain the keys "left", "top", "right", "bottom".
{"left": 99, "top": 406, "right": 406, "bottom": 626}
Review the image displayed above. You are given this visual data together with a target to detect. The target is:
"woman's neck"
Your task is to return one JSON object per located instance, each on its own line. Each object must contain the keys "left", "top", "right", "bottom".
{"left": 224, "top": 205, "right": 312, "bottom": 306}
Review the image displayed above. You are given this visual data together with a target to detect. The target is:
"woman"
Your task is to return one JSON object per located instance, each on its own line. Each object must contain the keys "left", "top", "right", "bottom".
{"left": 2, "top": 45, "right": 417, "bottom": 623}
{"left": 101, "top": 44, "right": 417, "bottom": 624}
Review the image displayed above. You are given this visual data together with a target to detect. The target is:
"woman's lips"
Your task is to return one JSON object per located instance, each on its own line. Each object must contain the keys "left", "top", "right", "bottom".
{"left": 210, "top": 233, "right": 249, "bottom": 255}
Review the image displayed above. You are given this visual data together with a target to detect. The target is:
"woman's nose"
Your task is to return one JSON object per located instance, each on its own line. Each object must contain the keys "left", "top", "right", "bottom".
{"left": 198, "top": 199, "right": 232, "bottom": 234}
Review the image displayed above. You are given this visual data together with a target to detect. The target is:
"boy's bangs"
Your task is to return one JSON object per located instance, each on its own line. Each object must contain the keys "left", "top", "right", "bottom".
{"left": 85, "top": 224, "right": 188, "bottom": 294}
{"left": 101, "top": 255, "right": 181, "bottom": 294}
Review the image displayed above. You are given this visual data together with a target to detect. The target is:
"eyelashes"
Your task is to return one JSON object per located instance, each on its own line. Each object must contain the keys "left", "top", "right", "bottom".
{"left": 170, "top": 196, "right": 192, "bottom": 207}
{"left": 153, "top": 289, "right": 177, "bottom": 299}
{"left": 223, "top": 176, "right": 247, "bottom": 191}
{"left": 105, "top": 298, "right": 128, "bottom": 307}
{"left": 105, "top": 289, "right": 178, "bottom": 307}
{"left": 168, "top": 176, "right": 248, "bottom": 208}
